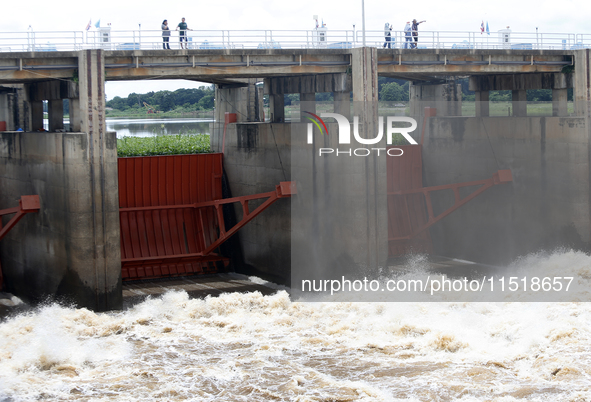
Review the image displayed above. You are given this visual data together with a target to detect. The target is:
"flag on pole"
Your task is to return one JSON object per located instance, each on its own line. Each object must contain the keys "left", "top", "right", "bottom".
{"left": 85, "top": 19, "right": 91, "bottom": 31}
{"left": 486, "top": 21, "right": 490, "bottom": 35}
{"left": 95, "top": 19, "right": 101, "bottom": 28}
{"left": 480, "top": 21, "right": 485, "bottom": 34}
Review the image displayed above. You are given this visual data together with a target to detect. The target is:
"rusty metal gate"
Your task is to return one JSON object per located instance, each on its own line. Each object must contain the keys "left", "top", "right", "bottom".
{"left": 118, "top": 153, "right": 296, "bottom": 281}
{"left": 118, "top": 154, "right": 226, "bottom": 280}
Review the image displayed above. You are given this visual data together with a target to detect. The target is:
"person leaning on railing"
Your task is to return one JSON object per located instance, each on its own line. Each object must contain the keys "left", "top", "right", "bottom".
{"left": 162, "top": 20, "right": 171, "bottom": 49}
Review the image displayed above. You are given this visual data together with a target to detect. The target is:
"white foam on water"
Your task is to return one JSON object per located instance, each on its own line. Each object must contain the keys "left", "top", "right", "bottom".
{"left": 0, "top": 250, "right": 590, "bottom": 401}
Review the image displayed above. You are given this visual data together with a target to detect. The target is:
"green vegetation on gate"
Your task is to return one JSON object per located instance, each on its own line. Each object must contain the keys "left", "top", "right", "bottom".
{"left": 117, "top": 134, "right": 211, "bottom": 157}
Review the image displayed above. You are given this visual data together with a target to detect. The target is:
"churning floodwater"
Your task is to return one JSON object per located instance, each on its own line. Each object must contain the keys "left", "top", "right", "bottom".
{"left": 2, "top": 250, "right": 591, "bottom": 401}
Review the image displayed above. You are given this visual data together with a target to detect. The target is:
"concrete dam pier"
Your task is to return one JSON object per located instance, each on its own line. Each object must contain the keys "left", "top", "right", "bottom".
{"left": 0, "top": 47, "right": 589, "bottom": 309}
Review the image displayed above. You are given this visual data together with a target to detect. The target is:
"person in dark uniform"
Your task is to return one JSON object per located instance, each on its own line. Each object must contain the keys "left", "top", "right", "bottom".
{"left": 411, "top": 19, "right": 426, "bottom": 49}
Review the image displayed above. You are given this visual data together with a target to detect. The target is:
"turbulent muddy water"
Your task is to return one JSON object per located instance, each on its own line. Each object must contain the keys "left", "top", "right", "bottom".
{"left": 2, "top": 250, "right": 591, "bottom": 401}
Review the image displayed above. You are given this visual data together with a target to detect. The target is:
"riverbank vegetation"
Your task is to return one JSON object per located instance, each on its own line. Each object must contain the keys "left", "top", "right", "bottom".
{"left": 106, "top": 86, "right": 215, "bottom": 117}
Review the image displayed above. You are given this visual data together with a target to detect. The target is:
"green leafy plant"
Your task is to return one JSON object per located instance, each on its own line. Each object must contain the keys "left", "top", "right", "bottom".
{"left": 117, "top": 134, "right": 211, "bottom": 157}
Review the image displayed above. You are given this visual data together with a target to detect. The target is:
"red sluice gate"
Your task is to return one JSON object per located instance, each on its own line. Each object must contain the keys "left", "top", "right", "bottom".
{"left": 118, "top": 154, "right": 295, "bottom": 280}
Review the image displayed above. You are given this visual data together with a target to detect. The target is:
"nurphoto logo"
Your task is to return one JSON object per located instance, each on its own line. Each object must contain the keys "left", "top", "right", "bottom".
{"left": 303, "top": 111, "right": 418, "bottom": 157}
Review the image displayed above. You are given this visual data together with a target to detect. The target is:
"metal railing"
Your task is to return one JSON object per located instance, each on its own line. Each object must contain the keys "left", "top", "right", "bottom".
{"left": 0, "top": 29, "right": 589, "bottom": 52}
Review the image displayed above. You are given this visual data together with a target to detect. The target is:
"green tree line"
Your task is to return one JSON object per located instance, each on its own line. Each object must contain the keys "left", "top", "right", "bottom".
{"left": 106, "top": 86, "right": 215, "bottom": 113}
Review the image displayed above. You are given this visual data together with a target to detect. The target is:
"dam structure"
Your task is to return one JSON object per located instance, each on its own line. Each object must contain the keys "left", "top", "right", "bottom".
{"left": 0, "top": 28, "right": 589, "bottom": 309}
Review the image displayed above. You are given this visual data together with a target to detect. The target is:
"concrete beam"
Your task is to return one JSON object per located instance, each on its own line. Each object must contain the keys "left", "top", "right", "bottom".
{"left": 469, "top": 73, "right": 573, "bottom": 91}
{"left": 29, "top": 80, "right": 78, "bottom": 101}
{"left": 264, "top": 74, "right": 351, "bottom": 95}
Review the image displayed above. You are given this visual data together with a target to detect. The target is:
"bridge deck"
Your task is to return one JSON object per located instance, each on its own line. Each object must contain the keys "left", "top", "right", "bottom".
{"left": 0, "top": 48, "right": 574, "bottom": 84}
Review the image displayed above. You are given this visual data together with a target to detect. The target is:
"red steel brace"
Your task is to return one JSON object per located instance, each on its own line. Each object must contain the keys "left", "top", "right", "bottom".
{"left": 388, "top": 170, "right": 512, "bottom": 241}
{"left": 0, "top": 195, "right": 41, "bottom": 288}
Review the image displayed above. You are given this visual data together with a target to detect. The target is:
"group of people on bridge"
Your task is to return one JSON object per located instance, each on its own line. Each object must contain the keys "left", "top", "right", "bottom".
{"left": 161, "top": 18, "right": 192, "bottom": 49}
{"left": 384, "top": 19, "right": 426, "bottom": 49}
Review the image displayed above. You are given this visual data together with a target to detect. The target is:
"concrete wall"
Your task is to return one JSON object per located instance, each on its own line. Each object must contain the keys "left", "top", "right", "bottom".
{"left": 421, "top": 116, "right": 589, "bottom": 264}
{"left": 215, "top": 119, "right": 390, "bottom": 286}
{"left": 0, "top": 131, "right": 121, "bottom": 310}
{"left": 214, "top": 123, "right": 292, "bottom": 284}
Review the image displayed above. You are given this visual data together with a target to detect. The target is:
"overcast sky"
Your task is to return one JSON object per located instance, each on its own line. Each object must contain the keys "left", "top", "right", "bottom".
{"left": 6, "top": 0, "right": 589, "bottom": 99}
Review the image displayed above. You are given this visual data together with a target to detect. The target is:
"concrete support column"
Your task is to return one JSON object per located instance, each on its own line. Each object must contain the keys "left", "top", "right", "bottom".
{"left": 512, "top": 89, "right": 527, "bottom": 116}
{"left": 30, "top": 100, "right": 43, "bottom": 131}
{"left": 269, "top": 93, "right": 284, "bottom": 123}
{"left": 350, "top": 47, "right": 386, "bottom": 270}
{"left": 69, "top": 98, "right": 80, "bottom": 132}
{"left": 48, "top": 99, "right": 63, "bottom": 132}
{"left": 410, "top": 83, "right": 462, "bottom": 116}
{"left": 573, "top": 49, "right": 591, "bottom": 246}
{"left": 475, "top": 90, "right": 490, "bottom": 117}
{"left": 6, "top": 93, "right": 15, "bottom": 131}
{"left": 552, "top": 88, "right": 568, "bottom": 117}
{"left": 74, "top": 49, "right": 121, "bottom": 311}
{"left": 334, "top": 91, "right": 351, "bottom": 120}
{"left": 300, "top": 92, "right": 316, "bottom": 115}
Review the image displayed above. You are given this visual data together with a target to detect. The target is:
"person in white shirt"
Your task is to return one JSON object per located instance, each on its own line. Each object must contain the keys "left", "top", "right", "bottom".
{"left": 404, "top": 22, "right": 412, "bottom": 49}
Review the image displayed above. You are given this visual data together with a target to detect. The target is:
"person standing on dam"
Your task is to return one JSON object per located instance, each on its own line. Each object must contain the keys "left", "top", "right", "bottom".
{"left": 383, "top": 23, "right": 392, "bottom": 48}
{"left": 162, "top": 20, "right": 171, "bottom": 49}
{"left": 411, "top": 19, "right": 426, "bottom": 48}
{"left": 404, "top": 21, "right": 412, "bottom": 48}
{"left": 176, "top": 17, "right": 191, "bottom": 49}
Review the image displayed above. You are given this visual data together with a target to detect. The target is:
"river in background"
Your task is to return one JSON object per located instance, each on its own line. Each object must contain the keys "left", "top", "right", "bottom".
{"left": 107, "top": 117, "right": 214, "bottom": 138}
{"left": 1, "top": 249, "right": 591, "bottom": 401}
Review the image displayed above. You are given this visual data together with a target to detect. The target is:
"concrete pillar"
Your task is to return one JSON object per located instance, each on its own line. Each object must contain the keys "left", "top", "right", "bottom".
{"left": 30, "top": 100, "right": 43, "bottom": 131}
{"left": 475, "top": 90, "right": 490, "bottom": 117}
{"left": 69, "top": 98, "right": 80, "bottom": 132}
{"left": 300, "top": 92, "right": 316, "bottom": 115}
{"left": 73, "top": 49, "right": 121, "bottom": 311}
{"left": 573, "top": 49, "right": 591, "bottom": 246}
{"left": 16, "top": 85, "right": 30, "bottom": 132}
{"left": 352, "top": 48, "right": 378, "bottom": 103}
{"left": 410, "top": 82, "right": 462, "bottom": 116}
{"left": 351, "top": 47, "right": 386, "bottom": 270}
{"left": 552, "top": 88, "right": 568, "bottom": 117}
{"left": 48, "top": 99, "right": 63, "bottom": 132}
{"left": 269, "top": 93, "right": 284, "bottom": 123}
{"left": 334, "top": 91, "right": 351, "bottom": 120}
{"left": 574, "top": 50, "right": 589, "bottom": 117}
{"left": 6, "top": 93, "right": 15, "bottom": 131}
{"left": 512, "top": 89, "right": 527, "bottom": 116}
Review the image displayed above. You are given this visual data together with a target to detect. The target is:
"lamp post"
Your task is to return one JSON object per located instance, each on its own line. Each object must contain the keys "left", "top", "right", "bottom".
{"left": 27, "top": 25, "right": 34, "bottom": 52}
{"left": 361, "top": 0, "right": 366, "bottom": 47}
